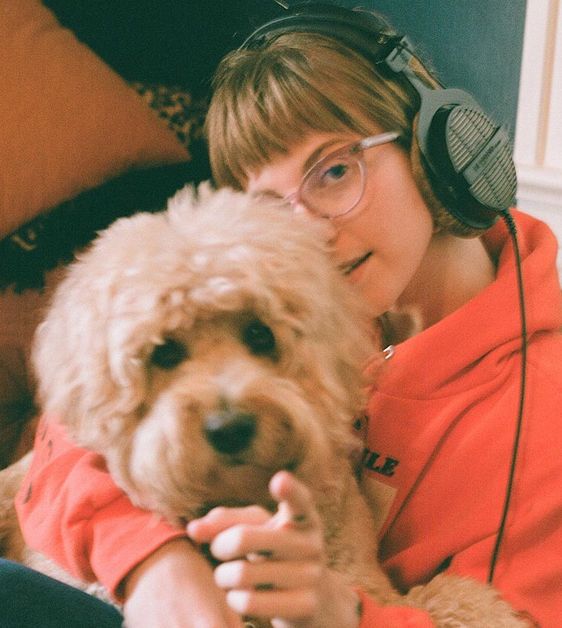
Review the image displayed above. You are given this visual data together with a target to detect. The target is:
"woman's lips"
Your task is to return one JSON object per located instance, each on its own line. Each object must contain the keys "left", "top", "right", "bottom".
{"left": 340, "top": 252, "right": 372, "bottom": 275}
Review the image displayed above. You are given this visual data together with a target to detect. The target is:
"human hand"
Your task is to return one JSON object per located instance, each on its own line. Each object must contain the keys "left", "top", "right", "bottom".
{"left": 122, "top": 537, "right": 244, "bottom": 628}
{"left": 187, "top": 471, "right": 361, "bottom": 628}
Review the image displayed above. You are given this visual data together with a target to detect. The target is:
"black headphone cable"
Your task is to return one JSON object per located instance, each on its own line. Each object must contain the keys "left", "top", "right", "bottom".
{"left": 487, "top": 210, "right": 528, "bottom": 584}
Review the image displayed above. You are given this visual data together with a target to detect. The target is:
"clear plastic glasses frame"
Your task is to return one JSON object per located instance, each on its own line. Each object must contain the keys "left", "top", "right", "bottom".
{"left": 284, "top": 130, "right": 400, "bottom": 219}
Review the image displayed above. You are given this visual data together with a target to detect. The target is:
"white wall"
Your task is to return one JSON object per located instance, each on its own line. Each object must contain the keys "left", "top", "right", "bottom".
{"left": 515, "top": 0, "right": 562, "bottom": 276}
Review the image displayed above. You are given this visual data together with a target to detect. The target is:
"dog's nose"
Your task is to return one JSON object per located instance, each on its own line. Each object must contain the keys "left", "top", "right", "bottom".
{"left": 204, "top": 410, "right": 257, "bottom": 454}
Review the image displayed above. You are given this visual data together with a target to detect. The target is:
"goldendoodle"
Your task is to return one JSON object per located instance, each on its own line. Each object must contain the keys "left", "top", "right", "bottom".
{"left": 0, "top": 184, "right": 525, "bottom": 626}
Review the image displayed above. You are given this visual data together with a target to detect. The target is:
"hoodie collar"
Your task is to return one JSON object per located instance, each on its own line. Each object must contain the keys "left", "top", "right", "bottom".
{"left": 374, "top": 210, "right": 562, "bottom": 397}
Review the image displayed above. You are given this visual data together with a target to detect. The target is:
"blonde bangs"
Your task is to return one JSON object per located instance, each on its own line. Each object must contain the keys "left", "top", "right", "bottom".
{"left": 207, "top": 33, "right": 417, "bottom": 189}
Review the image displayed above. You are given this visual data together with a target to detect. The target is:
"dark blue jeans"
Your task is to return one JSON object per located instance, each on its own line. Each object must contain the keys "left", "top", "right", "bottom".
{"left": 0, "top": 559, "right": 123, "bottom": 627}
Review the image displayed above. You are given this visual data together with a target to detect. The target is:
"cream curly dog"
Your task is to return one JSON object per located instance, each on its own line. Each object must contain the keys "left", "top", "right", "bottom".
{"left": 0, "top": 185, "right": 525, "bottom": 626}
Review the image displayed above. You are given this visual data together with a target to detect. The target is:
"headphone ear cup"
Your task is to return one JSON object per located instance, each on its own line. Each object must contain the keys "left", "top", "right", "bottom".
{"left": 398, "top": 64, "right": 516, "bottom": 233}
{"left": 426, "top": 104, "right": 517, "bottom": 219}
{"left": 409, "top": 115, "right": 486, "bottom": 238}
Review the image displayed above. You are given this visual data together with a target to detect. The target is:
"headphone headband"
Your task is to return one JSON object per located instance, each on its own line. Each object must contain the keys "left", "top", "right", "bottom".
{"left": 243, "top": 4, "right": 400, "bottom": 65}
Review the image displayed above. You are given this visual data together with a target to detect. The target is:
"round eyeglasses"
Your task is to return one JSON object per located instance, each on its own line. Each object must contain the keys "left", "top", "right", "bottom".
{"left": 284, "top": 131, "right": 400, "bottom": 219}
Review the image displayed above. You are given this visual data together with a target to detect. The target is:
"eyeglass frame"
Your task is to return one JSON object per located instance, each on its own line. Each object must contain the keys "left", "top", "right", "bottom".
{"left": 284, "top": 130, "right": 400, "bottom": 219}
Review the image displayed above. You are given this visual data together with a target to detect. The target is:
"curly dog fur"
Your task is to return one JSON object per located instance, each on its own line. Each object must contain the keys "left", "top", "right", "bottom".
{"left": 0, "top": 184, "right": 526, "bottom": 625}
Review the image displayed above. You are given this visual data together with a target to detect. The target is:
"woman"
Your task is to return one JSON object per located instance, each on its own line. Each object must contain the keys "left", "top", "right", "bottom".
{"left": 12, "top": 4, "right": 562, "bottom": 627}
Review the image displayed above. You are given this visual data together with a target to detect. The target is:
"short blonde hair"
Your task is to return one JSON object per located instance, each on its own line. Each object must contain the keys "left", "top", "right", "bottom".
{"left": 206, "top": 22, "right": 486, "bottom": 237}
{"left": 206, "top": 31, "right": 437, "bottom": 189}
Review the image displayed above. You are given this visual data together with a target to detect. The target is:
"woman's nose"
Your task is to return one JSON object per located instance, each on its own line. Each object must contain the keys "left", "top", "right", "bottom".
{"left": 284, "top": 193, "right": 338, "bottom": 242}
{"left": 290, "top": 199, "right": 312, "bottom": 217}
{"left": 322, "top": 220, "right": 338, "bottom": 245}
{"left": 287, "top": 194, "right": 321, "bottom": 220}
{"left": 292, "top": 205, "right": 338, "bottom": 244}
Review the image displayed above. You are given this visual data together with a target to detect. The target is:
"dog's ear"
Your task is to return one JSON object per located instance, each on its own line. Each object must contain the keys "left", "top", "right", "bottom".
{"left": 270, "top": 234, "right": 375, "bottom": 432}
{"left": 31, "top": 212, "right": 164, "bottom": 448}
{"left": 32, "top": 261, "right": 97, "bottom": 434}
{"left": 314, "top": 274, "right": 374, "bottom": 419}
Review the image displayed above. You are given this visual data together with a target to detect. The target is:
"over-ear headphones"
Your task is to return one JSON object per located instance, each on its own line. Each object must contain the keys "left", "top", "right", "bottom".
{"left": 241, "top": 2, "right": 518, "bottom": 235}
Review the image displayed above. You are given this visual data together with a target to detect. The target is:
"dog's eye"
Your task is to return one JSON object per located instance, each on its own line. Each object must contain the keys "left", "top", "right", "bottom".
{"left": 150, "top": 337, "right": 188, "bottom": 369}
{"left": 242, "top": 319, "right": 276, "bottom": 357}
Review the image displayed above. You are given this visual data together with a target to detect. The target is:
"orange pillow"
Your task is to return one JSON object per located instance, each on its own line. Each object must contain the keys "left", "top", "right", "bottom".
{"left": 0, "top": 0, "right": 189, "bottom": 238}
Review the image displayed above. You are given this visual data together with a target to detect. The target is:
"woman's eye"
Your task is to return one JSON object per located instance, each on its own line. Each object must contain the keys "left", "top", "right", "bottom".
{"left": 322, "top": 162, "right": 349, "bottom": 182}
{"left": 150, "top": 337, "right": 189, "bottom": 369}
{"left": 242, "top": 319, "right": 277, "bottom": 357}
{"left": 313, "top": 155, "right": 355, "bottom": 190}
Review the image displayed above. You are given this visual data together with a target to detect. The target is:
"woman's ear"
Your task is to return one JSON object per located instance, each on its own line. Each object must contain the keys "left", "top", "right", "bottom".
{"left": 409, "top": 115, "right": 483, "bottom": 238}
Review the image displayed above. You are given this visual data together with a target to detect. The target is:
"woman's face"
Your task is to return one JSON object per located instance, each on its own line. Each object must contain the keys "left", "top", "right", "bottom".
{"left": 246, "top": 131, "right": 435, "bottom": 317}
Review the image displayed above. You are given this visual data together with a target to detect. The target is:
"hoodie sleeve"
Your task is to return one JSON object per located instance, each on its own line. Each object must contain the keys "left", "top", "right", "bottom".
{"left": 15, "top": 415, "right": 186, "bottom": 600}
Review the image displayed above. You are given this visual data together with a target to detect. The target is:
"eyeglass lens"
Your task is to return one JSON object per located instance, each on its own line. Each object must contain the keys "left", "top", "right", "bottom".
{"left": 300, "top": 149, "right": 364, "bottom": 218}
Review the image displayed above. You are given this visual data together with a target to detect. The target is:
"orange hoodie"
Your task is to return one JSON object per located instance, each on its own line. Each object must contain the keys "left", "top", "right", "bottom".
{"left": 360, "top": 210, "right": 562, "bottom": 626}
{"left": 15, "top": 210, "right": 561, "bottom": 625}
